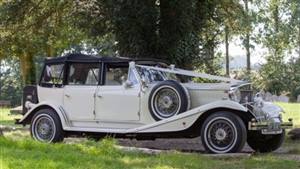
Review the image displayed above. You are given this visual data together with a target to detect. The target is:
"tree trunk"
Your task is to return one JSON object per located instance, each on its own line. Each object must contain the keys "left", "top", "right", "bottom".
{"left": 205, "top": 39, "right": 215, "bottom": 74}
{"left": 245, "top": 33, "right": 251, "bottom": 73}
{"left": 20, "top": 52, "right": 36, "bottom": 85}
{"left": 244, "top": 0, "right": 251, "bottom": 73}
{"left": 0, "top": 60, "right": 2, "bottom": 98}
{"left": 272, "top": 0, "right": 280, "bottom": 57}
{"left": 225, "top": 26, "right": 230, "bottom": 76}
{"left": 298, "top": 20, "right": 300, "bottom": 59}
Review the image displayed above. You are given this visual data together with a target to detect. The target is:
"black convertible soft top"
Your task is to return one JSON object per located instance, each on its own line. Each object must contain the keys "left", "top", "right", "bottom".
{"left": 44, "top": 53, "right": 169, "bottom": 66}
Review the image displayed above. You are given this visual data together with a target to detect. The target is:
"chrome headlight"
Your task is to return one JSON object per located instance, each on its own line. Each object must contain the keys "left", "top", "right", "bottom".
{"left": 229, "top": 87, "right": 241, "bottom": 102}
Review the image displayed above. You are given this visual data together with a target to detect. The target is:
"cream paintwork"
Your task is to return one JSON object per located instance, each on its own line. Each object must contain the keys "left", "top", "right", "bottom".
{"left": 19, "top": 101, "right": 71, "bottom": 129}
{"left": 64, "top": 85, "right": 97, "bottom": 121}
{"left": 183, "top": 83, "right": 231, "bottom": 109}
{"left": 38, "top": 86, "right": 64, "bottom": 105}
{"left": 19, "top": 63, "right": 251, "bottom": 134}
{"left": 95, "top": 85, "right": 140, "bottom": 121}
{"left": 20, "top": 95, "right": 247, "bottom": 133}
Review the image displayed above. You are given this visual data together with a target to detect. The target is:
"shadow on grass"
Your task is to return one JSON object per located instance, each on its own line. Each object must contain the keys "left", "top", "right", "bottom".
{"left": 1, "top": 137, "right": 300, "bottom": 169}
{"left": 0, "top": 120, "right": 16, "bottom": 126}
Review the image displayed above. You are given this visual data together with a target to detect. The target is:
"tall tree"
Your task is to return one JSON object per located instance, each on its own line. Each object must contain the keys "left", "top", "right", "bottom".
{"left": 195, "top": 0, "right": 243, "bottom": 75}
{"left": 289, "top": 0, "right": 300, "bottom": 58}
{"left": 0, "top": 1, "right": 85, "bottom": 84}
{"left": 255, "top": 0, "right": 292, "bottom": 94}
{"left": 243, "top": 0, "right": 251, "bottom": 73}
{"left": 159, "top": 0, "right": 200, "bottom": 69}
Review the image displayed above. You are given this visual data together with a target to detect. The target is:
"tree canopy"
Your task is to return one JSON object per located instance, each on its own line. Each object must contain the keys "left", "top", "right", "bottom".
{"left": 1, "top": 0, "right": 300, "bottom": 103}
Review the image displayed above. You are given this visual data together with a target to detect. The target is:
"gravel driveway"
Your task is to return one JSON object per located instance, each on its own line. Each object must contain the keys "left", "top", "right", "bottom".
{"left": 117, "top": 137, "right": 255, "bottom": 153}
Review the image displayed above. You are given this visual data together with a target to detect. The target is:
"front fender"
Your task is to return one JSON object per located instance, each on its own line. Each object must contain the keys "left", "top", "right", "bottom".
{"left": 134, "top": 100, "right": 250, "bottom": 133}
{"left": 18, "top": 101, "right": 70, "bottom": 129}
{"left": 198, "top": 100, "right": 248, "bottom": 113}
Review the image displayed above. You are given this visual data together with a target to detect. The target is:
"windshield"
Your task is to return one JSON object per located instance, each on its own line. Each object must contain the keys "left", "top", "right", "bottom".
{"left": 136, "top": 67, "right": 167, "bottom": 83}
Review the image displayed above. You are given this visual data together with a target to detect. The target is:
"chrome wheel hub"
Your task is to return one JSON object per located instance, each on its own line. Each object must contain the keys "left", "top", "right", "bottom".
{"left": 161, "top": 96, "right": 173, "bottom": 108}
{"left": 153, "top": 87, "right": 180, "bottom": 118}
{"left": 215, "top": 128, "right": 227, "bottom": 141}
{"left": 206, "top": 119, "right": 237, "bottom": 151}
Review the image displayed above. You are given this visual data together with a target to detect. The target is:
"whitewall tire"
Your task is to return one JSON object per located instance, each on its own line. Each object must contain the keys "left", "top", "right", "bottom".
{"left": 148, "top": 80, "right": 189, "bottom": 121}
{"left": 201, "top": 111, "right": 247, "bottom": 154}
{"left": 30, "top": 108, "right": 64, "bottom": 143}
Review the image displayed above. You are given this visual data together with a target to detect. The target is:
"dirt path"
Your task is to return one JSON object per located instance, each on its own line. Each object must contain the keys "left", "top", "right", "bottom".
{"left": 117, "top": 137, "right": 254, "bottom": 153}
{"left": 117, "top": 138, "right": 300, "bottom": 161}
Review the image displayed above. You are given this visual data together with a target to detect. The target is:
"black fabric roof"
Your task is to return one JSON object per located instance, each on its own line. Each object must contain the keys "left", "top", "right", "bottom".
{"left": 44, "top": 53, "right": 169, "bottom": 66}
{"left": 44, "top": 53, "right": 130, "bottom": 63}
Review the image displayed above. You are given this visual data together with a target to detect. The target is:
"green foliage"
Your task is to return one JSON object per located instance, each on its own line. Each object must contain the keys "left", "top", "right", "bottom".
{"left": 258, "top": 57, "right": 288, "bottom": 95}
{"left": 0, "top": 59, "right": 22, "bottom": 106}
{"left": 0, "top": 108, "right": 21, "bottom": 126}
{"left": 0, "top": 0, "right": 86, "bottom": 84}
{"left": 250, "top": 0, "right": 300, "bottom": 97}
{"left": 0, "top": 0, "right": 300, "bottom": 99}
{"left": 286, "top": 58, "right": 300, "bottom": 101}
{"left": 196, "top": 0, "right": 245, "bottom": 74}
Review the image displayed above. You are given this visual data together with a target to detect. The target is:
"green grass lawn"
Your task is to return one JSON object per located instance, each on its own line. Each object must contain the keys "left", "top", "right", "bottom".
{"left": 0, "top": 108, "right": 21, "bottom": 127}
{"left": 276, "top": 102, "right": 300, "bottom": 127}
{"left": 1, "top": 103, "right": 300, "bottom": 169}
{"left": 1, "top": 137, "right": 299, "bottom": 169}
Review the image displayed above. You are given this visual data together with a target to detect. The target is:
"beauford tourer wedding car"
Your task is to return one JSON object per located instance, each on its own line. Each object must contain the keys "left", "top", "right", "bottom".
{"left": 16, "top": 54, "right": 293, "bottom": 154}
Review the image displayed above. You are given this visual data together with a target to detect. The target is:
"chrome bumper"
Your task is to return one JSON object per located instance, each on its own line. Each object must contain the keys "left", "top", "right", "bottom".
{"left": 248, "top": 118, "right": 293, "bottom": 134}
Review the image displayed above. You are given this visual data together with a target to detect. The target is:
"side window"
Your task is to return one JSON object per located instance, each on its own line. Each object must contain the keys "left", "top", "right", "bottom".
{"left": 41, "top": 64, "right": 64, "bottom": 87}
{"left": 105, "top": 65, "right": 128, "bottom": 86}
{"left": 67, "top": 63, "right": 100, "bottom": 86}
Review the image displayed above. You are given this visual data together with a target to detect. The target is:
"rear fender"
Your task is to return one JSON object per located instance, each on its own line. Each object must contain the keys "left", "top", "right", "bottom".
{"left": 18, "top": 101, "right": 70, "bottom": 129}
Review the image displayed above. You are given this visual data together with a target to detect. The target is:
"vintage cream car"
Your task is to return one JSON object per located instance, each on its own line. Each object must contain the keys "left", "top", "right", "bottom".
{"left": 17, "top": 54, "right": 293, "bottom": 154}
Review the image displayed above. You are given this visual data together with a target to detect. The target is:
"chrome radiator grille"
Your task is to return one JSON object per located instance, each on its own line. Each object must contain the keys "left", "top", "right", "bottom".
{"left": 240, "top": 90, "right": 253, "bottom": 103}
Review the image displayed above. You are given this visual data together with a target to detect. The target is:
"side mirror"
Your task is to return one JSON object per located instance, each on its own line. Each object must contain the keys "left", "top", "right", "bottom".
{"left": 123, "top": 80, "right": 133, "bottom": 88}
{"left": 141, "top": 77, "right": 148, "bottom": 88}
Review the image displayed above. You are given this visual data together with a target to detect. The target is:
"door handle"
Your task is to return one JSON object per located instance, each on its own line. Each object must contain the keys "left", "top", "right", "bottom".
{"left": 65, "top": 94, "right": 71, "bottom": 98}
{"left": 96, "top": 93, "right": 102, "bottom": 98}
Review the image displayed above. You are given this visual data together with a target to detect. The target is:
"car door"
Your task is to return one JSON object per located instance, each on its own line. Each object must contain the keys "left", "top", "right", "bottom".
{"left": 63, "top": 62, "right": 100, "bottom": 121}
{"left": 95, "top": 63, "right": 140, "bottom": 121}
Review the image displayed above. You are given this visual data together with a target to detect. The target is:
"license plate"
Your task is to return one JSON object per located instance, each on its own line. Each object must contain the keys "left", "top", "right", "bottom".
{"left": 261, "top": 129, "right": 283, "bottom": 135}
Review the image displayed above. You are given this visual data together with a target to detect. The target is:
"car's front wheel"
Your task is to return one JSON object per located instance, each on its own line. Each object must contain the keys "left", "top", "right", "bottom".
{"left": 201, "top": 112, "right": 247, "bottom": 153}
{"left": 30, "top": 108, "right": 64, "bottom": 143}
{"left": 247, "top": 130, "right": 285, "bottom": 153}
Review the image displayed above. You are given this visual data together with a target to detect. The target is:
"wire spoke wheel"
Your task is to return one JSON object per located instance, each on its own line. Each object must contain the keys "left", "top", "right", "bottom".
{"left": 153, "top": 88, "right": 180, "bottom": 118}
{"left": 34, "top": 115, "right": 56, "bottom": 142}
{"left": 30, "top": 109, "right": 64, "bottom": 143}
{"left": 201, "top": 112, "right": 246, "bottom": 154}
{"left": 149, "top": 80, "right": 189, "bottom": 121}
{"left": 207, "top": 119, "right": 236, "bottom": 151}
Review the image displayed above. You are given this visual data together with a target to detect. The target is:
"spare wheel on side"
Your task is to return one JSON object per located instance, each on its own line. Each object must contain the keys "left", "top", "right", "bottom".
{"left": 148, "top": 80, "right": 190, "bottom": 121}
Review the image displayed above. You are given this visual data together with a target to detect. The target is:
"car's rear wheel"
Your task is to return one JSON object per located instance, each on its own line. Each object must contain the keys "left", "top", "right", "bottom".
{"left": 247, "top": 130, "right": 285, "bottom": 153}
{"left": 201, "top": 112, "right": 247, "bottom": 153}
{"left": 31, "top": 108, "right": 64, "bottom": 143}
{"left": 149, "top": 80, "right": 189, "bottom": 121}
